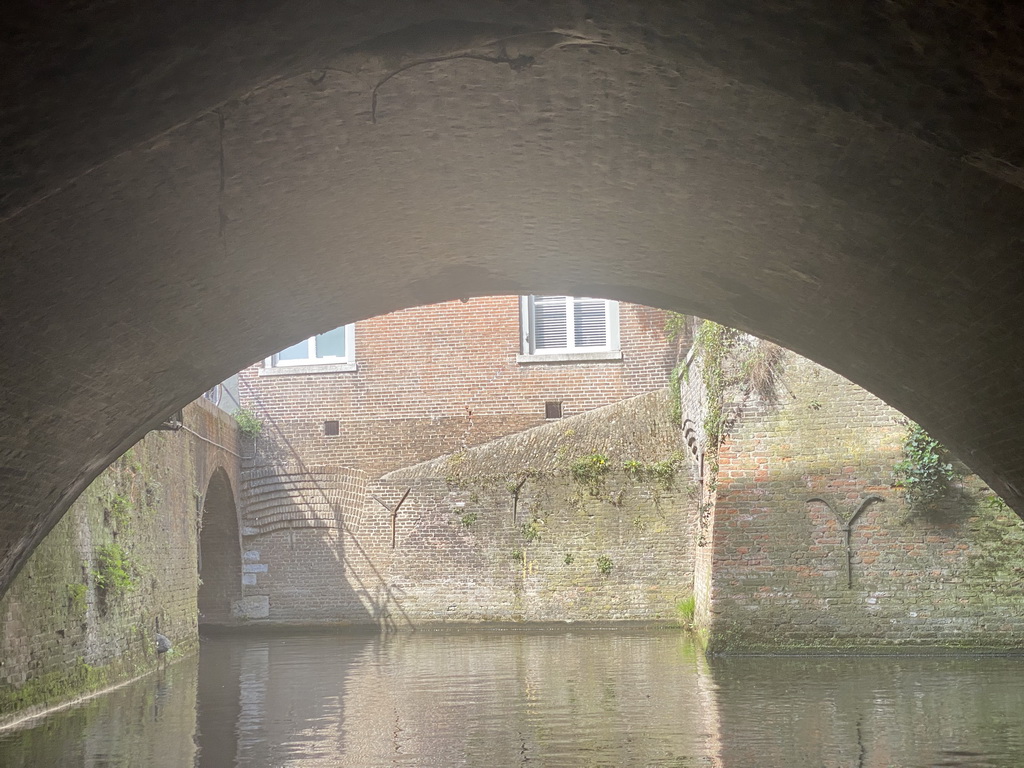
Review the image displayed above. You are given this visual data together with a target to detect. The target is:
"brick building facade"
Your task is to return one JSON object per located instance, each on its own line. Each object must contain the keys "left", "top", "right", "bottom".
{"left": 232, "top": 296, "right": 684, "bottom": 622}
{"left": 238, "top": 296, "right": 681, "bottom": 477}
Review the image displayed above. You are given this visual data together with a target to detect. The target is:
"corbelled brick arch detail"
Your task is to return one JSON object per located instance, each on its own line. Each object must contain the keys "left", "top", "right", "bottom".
{"left": 1, "top": 0, "right": 1023, "bottom": 597}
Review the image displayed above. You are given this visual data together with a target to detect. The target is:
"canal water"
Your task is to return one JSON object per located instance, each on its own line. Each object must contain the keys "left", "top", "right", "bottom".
{"left": 2, "top": 629, "right": 1024, "bottom": 767}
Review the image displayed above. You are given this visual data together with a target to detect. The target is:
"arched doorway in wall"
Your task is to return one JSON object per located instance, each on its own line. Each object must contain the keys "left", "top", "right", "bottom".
{"left": 198, "top": 467, "right": 243, "bottom": 625}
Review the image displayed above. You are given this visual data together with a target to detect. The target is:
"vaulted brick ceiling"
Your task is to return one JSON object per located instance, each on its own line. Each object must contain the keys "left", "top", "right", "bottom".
{"left": 1, "top": 0, "right": 1022, "bottom": 595}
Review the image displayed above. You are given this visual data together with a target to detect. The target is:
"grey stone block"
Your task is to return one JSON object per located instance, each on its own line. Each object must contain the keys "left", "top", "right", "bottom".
{"left": 231, "top": 595, "right": 270, "bottom": 620}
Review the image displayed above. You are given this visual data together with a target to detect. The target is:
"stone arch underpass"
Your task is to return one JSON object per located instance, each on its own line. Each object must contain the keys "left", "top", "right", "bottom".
{"left": 1, "top": 0, "right": 1023, "bottom": 597}
{"left": 198, "top": 466, "right": 244, "bottom": 626}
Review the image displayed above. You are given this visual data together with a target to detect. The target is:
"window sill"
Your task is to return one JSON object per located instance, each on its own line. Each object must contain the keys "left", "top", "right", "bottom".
{"left": 259, "top": 362, "right": 358, "bottom": 376}
{"left": 516, "top": 351, "right": 623, "bottom": 364}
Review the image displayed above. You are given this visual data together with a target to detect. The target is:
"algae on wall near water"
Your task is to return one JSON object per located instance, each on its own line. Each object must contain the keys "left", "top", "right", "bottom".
{"left": 0, "top": 428, "right": 206, "bottom": 723}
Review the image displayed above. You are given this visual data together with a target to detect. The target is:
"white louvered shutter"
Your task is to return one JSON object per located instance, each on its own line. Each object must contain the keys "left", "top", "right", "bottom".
{"left": 573, "top": 298, "right": 608, "bottom": 348}
{"left": 532, "top": 296, "right": 569, "bottom": 351}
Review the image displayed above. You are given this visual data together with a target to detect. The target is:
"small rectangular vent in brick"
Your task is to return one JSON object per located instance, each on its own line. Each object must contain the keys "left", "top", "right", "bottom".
{"left": 324, "top": 420, "right": 340, "bottom": 436}
{"left": 545, "top": 401, "right": 562, "bottom": 419}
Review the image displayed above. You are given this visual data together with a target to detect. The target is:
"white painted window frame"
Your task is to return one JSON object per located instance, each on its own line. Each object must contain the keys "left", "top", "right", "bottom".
{"left": 517, "top": 296, "right": 622, "bottom": 363}
{"left": 261, "top": 324, "right": 357, "bottom": 375}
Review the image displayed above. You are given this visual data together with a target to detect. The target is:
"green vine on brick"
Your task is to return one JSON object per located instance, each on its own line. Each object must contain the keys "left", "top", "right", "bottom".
{"left": 665, "top": 312, "right": 691, "bottom": 423}
{"left": 569, "top": 453, "right": 611, "bottom": 495}
{"left": 663, "top": 311, "right": 689, "bottom": 343}
{"left": 108, "top": 492, "right": 132, "bottom": 531}
{"left": 66, "top": 582, "right": 88, "bottom": 615}
{"left": 622, "top": 453, "right": 683, "bottom": 490}
{"left": 694, "top": 321, "right": 738, "bottom": 449}
{"left": 686, "top": 321, "right": 786, "bottom": 491}
{"left": 93, "top": 543, "right": 138, "bottom": 597}
{"left": 521, "top": 519, "right": 543, "bottom": 542}
{"left": 892, "top": 422, "right": 956, "bottom": 512}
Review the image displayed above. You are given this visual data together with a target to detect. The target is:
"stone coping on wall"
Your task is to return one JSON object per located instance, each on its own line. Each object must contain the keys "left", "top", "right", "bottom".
{"left": 383, "top": 389, "right": 682, "bottom": 482}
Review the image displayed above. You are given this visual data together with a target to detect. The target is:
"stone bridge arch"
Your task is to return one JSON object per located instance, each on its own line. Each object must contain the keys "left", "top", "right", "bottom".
{"left": 2, "top": 1, "right": 1023, "bottom": 596}
{"left": 197, "top": 466, "right": 243, "bottom": 626}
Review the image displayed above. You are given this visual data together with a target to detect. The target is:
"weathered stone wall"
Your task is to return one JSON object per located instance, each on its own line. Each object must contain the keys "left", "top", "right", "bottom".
{"left": 0, "top": 400, "right": 240, "bottom": 726}
{"left": 235, "top": 390, "right": 696, "bottom": 624}
{"left": 360, "top": 390, "right": 694, "bottom": 624}
{"left": 683, "top": 348, "right": 1024, "bottom": 653}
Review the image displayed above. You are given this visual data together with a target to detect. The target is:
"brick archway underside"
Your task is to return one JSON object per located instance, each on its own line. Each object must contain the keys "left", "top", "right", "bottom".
{"left": 2, "top": 0, "right": 1023, "bottom": 596}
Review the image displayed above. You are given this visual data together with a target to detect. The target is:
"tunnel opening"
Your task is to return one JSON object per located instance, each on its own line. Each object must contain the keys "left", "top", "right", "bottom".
{"left": 197, "top": 467, "right": 243, "bottom": 626}
{"left": 3, "top": 6, "right": 1024, "bottom": 602}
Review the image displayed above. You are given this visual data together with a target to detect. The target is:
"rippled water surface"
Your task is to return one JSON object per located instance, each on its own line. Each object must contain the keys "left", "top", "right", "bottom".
{"left": 2, "top": 629, "right": 1024, "bottom": 767}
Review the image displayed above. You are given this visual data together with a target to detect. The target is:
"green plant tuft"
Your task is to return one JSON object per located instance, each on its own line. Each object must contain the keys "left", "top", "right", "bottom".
{"left": 621, "top": 454, "right": 682, "bottom": 490}
{"left": 563, "top": 553, "right": 575, "bottom": 565}
{"left": 459, "top": 511, "right": 478, "bottom": 527}
{"left": 675, "top": 595, "right": 696, "bottom": 626}
{"left": 596, "top": 555, "right": 613, "bottom": 576}
{"left": 66, "top": 582, "right": 88, "bottom": 615}
{"left": 510, "top": 549, "right": 524, "bottom": 563}
{"left": 234, "top": 408, "right": 264, "bottom": 438}
{"left": 107, "top": 493, "right": 133, "bottom": 531}
{"left": 622, "top": 459, "right": 645, "bottom": 479}
{"left": 892, "top": 422, "right": 956, "bottom": 512}
{"left": 93, "top": 543, "right": 138, "bottom": 596}
{"left": 982, "top": 494, "right": 1010, "bottom": 514}
{"left": 570, "top": 453, "right": 611, "bottom": 494}
{"left": 521, "top": 520, "right": 543, "bottom": 542}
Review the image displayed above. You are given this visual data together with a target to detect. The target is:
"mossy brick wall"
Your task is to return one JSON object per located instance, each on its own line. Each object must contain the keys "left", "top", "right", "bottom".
{"left": 692, "top": 350, "right": 1024, "bottom": 653}
{"left": 337, "top": 390, "right": 697, "bottom": 625}
{"left": 674, "top": 345, "right": 716, "bottom": 642}
{"left": 0, "top": 400, "right": 240, "bottom": 725}
{"left": 237, "top": 297, "right": 683, "bottom": 479}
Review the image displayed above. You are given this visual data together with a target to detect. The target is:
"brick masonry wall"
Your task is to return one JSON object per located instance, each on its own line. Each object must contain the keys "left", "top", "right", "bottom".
{"left": 237, "top": 297, "right": 682, "bottom": 478}
{"left": 237, "top": 390, "right": 697, "bottom": 624}
{"left": 676, "top": 347, "right": 716, "bottom": 640}
{"left": 684, "top": 348, "right": 1024, "bottom": 653}
{"left": 0, "top": 400, "right": 241, "bottom": 725}
{"left": 229, "top": 297, "right": 687, "bottom": 623}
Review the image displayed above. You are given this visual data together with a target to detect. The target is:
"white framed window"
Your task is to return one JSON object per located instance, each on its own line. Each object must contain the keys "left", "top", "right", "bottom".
{"left": 518, "top": 296, "right": 621, "bottom": 362}
{"left": 261, "top": 324, "right": 356, "bottom": 375}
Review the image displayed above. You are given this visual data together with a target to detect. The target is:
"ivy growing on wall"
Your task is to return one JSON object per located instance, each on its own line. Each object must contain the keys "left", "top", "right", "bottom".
{"left": 682, "top": 321, "right": 788, "bottom": 548}
{"left": 689, "top": 321, "right": 739, "bottom": 487}
{"left": 663, "top": 312, "right": 691, "bottom": 424}
{"left": 892, "top": 422, "right": 956, "bottom": 512}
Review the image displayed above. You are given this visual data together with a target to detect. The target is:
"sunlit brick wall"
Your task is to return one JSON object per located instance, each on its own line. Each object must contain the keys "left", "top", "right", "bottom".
{"left": 237, "top": 297, "right": 682, "bottom": 478}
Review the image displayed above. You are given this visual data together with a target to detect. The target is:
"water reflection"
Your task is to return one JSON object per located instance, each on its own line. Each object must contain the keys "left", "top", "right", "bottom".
{"left": 195, "top": 630, "right": 707, "bottom": 767}
{"left": 0, "top": 660, "right": 197, "bottom": 768}
{"left": 3, "top": 630, "right": 1024, "bottom": 767}
{"left": 712, "top": 654, "right": 1024, "bottom": 767}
